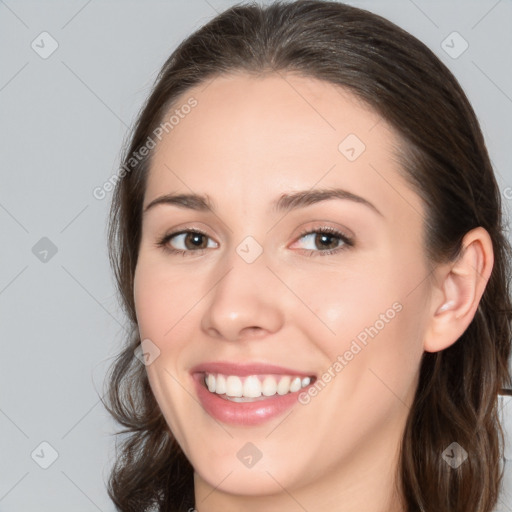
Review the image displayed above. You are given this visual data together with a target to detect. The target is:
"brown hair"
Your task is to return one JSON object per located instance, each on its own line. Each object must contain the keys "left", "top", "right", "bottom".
{"left": 102, "top": 1, "right": 512, "bottom": 511}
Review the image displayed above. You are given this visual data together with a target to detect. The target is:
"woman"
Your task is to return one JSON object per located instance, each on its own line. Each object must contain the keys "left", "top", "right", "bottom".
{"left": 103, "top": 1, "right": 512, "bottom": 511}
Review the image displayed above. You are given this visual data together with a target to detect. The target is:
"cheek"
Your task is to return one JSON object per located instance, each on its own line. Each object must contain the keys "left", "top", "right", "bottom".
{"left": 299, "top": 257, "right": 427, "bottom": 381}
{"left": 133, "top": 260, "right": 189, "bottom": 340}
{"left": 133, "top": 267, "right": 161, "bottom": 338}
{"left": 133, "top": 261, "right": 198, "bottom": 447}
{"left": 297, "top": 263, "right": 402, "bottom": 349}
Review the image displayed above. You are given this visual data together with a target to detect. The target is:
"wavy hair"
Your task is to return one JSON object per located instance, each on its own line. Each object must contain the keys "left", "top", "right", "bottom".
{"left": 102, "top": 1, "right": 512, "bottom": 510}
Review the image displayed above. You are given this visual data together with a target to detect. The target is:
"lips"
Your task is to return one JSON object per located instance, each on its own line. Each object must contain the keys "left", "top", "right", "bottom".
{"left": 190, "top": 361, "right": 316, "bottom": 426}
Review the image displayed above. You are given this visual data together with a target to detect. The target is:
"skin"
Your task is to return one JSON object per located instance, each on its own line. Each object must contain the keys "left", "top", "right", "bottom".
{"left": 133, "top": 72, "right": 493, "bottom": 511}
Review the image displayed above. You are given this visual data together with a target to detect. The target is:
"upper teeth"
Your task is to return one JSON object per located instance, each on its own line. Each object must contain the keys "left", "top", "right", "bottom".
{"left": 204, "top": 373, "right": 312, "bottom": 398}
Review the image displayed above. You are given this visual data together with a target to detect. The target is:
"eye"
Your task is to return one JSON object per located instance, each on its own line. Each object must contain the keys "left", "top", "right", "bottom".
{"left": 292, "top": 226, "right": 353, "bottom": 256}
{"left": 156, "top": 226, "right": 353, "bottom": 257}
{"left": 156, "top": 229, "right": 218, "bottom": 256}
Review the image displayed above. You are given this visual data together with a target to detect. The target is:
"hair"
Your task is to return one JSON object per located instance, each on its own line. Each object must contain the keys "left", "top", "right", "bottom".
{"left": 102, "top": 1, "right": 512, "bottom": 511}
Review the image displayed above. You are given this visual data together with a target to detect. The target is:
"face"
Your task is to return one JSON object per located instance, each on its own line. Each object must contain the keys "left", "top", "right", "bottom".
{"left": 133, "top": 72, "right": 432, "bottom": 506}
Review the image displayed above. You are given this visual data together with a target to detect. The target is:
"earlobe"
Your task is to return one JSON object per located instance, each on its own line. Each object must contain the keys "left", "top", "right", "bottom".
{"left": 423, "top": 227, "right": 493, "bottom": 353}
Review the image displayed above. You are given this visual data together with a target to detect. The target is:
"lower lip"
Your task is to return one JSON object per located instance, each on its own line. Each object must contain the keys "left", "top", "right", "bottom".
{"left": 193, "top": 374, "right": 309, "bottom": 426}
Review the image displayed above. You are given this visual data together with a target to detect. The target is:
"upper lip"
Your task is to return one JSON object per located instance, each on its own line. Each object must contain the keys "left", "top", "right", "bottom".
{"left": 189, "top": 361, "right": 316, "bottom": 378}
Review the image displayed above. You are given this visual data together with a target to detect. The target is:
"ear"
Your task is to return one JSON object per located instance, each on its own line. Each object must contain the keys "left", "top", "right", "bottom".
{"left": 423, "top": 227, "right": 494, "bottom": 353}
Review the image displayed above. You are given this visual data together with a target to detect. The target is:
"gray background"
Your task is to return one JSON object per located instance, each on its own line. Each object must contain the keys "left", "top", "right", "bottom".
{"left": 0, "top": 0, "right": 511, "bottom": 510}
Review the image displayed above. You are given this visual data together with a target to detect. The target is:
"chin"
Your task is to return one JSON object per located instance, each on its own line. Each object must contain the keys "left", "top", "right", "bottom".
{"left": 191, "top": 445, "right": 307, "bottom": 497}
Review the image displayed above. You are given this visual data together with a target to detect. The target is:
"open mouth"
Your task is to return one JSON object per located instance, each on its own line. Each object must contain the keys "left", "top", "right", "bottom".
{"left": 202, "top": 372, "right": 317, "bottom": 402}
{"left": 191, "top": 362, "right": 318, "bottom": 425}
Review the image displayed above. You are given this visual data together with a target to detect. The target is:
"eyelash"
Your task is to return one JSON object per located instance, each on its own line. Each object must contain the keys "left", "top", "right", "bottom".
{"left": 155, "top": 226, "right": 354, "bottom": 257}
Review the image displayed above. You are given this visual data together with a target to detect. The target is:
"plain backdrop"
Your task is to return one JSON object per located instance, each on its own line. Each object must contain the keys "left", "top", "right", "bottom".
{"left": 1, "top": 0, "right": 511, "bottom": 510}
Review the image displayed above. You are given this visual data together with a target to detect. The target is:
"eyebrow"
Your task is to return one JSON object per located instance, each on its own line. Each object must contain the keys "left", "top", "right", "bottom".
{"left": 143, "top": 187, "right": 383, "bottom": 217}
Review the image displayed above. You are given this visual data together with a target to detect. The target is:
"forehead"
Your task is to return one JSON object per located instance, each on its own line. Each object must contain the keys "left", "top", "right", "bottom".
{"left": 146, "top": 72, "right": 423, "bottom": 224}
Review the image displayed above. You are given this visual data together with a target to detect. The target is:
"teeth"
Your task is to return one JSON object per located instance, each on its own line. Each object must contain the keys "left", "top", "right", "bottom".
{"left": 206, "top": 373, "right": 216, "bottom": 392}
{"left": 203, "top": 372, "right": 313, "bottom": 399}
{"left": 290, "top": 377, "right": 301, "bottom": 392}
{"left": 243, "top": 375, "right": 262, "bottom": 398}
{"left": 262, "top": 376, "right": 277, "bottom": 396}
{"left": 216, "top": 374, "right": 226, "bottom": 394}
{"left": 226, "top": 375, "right": 243, "bottom": 397}
{"left": 277, "top": 376, "right": 291, "bottom": 395}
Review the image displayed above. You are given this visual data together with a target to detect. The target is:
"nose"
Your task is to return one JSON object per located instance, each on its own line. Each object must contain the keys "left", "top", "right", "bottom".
{"left": 200, "top": 248, "right": 285, "bottom": 343}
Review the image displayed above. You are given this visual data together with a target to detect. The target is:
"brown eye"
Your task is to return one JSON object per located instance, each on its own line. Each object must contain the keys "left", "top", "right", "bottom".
{"left": 181, "top": 232, "right": 209, "bottom": 250}
{"left": 313, "top": 232, "right": 341, "bottom": 250}
{"left": 157, "top": 229, "right": 218, "bottom": 256}
{"left": 293, "top": 227, "right": 353, "bottom": 256}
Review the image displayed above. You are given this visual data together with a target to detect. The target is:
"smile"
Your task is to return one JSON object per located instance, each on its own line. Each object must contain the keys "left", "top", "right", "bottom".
{"left": 190, "top": 362, "right": 317, "bottom": 426}
{"left": 204, "top": 373, "right": 312, "bottom": 401}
